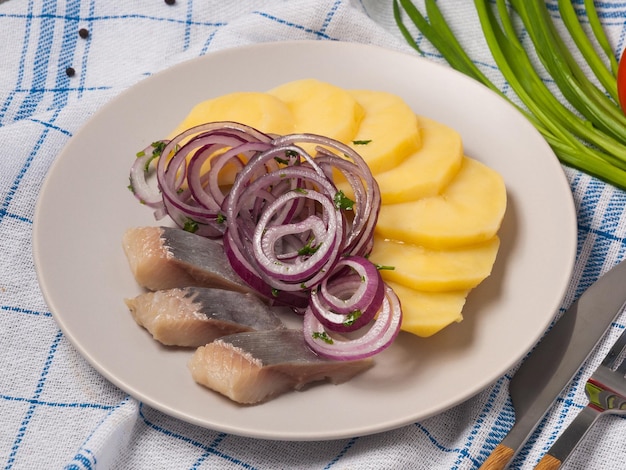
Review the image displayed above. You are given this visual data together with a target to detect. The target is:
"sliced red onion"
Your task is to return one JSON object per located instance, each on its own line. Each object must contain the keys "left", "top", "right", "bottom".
{"left": 153, "top": 122, "right": 273, "bottom": 234}
{"left": 273, "top": 134, "right": 382, "bottom": 257}
{"left": 253, "top": 191, "right": 342, "bottom": 286}
{"left": 318, "top": 257, "right": 383, "bottom": 314}
{"left": 194, "top": 141, "right": 269, "bottom": 208}
{"left": 308, "top": 257, "right": 385, "bottom": 332}
{"left": 303, "top": 285, "right": 402, "bottom": 360}
{"left": 129, "top": 142, "right": 168, "bottom": 209}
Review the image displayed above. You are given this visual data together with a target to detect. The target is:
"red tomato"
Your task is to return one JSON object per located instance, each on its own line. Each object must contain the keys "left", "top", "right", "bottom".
{"left": 618, "top": 47, "right": 626, "bottom": 113}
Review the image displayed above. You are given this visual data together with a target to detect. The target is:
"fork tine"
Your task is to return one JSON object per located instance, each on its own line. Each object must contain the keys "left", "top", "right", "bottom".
{"left": 601, "top": 327, "right": 626, "bottom": 369}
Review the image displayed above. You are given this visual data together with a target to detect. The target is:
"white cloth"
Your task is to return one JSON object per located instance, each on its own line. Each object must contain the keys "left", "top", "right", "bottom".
{"left": 1, "top": 1, "right": 625, "bottom": 468}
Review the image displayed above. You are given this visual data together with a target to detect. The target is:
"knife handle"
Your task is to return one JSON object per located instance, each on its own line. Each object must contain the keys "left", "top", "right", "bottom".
{"left": 534, "top": 454, "right": 561, "bottom": 470}
{"left": 478, "top": 444, "right": 514, "bottom": 470}
{"left": 533, "top": 405, "right": 601, "bottom": 470}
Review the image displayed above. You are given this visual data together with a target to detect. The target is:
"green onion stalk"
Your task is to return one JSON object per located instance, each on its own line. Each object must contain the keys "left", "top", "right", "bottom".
{"left": 393, "top": 0, "right": 626, "bottom": 191}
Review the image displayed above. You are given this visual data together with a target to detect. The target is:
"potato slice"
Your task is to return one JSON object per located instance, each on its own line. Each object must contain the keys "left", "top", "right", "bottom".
{"left": 268, "top": 79, "right": 364, "bottom": 145}
{"left": 386, "top": 281, "right": 468, "bottom": 337}
{"left": 375, "top": 116, "right": 463, "bottom": 204}
{"left": 369, "top": 236, "right": 500, "bottom": 291}
{"left": 168, "top": 91, "right": 295, "bottom": 138}
{"left": 347, "top": 90, "right": 421, "bottom": 174}
{"left": 375, "top": 157, "right": 507, "bottom": 248}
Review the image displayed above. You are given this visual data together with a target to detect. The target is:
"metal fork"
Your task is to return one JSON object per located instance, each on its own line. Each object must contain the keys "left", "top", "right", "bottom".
{"left": 534, "top": 327, "right": 626, "bottom": 469}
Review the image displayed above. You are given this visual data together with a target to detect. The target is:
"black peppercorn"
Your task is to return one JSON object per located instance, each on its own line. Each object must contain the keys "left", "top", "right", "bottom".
{"left": 65, "top": 67, "right": 75, "bottom": 77}
{"left": 79, "top": 28, "right": 89, "bottom": 39}
{"left": 165, "top": 0, "right": 175, "bottom": 5}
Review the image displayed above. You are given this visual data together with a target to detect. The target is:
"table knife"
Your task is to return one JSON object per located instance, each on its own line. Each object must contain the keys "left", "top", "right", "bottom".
{"left": 479, "top": 258, "right": 626, "bottom": 470}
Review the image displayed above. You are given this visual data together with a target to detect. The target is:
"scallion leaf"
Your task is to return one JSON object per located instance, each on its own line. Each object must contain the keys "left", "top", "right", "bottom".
{"left": 394, "top": 0, "right": 626, "bottom": 191}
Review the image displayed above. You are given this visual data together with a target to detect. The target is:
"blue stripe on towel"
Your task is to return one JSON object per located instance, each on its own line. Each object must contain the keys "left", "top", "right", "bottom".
{"left": 0, "top": 0, "right": 35, "bottom": 125}
{"left": 138, "top": 403, "right": 257, "bottom": 469}
{"left": 5, "top": 330, "right": 64, "bottom": 470}
{"left": 251, "top": 11, "right": 336, "bottom": 40}
{"left": 15, "top": 0, "right": 57, "bottom": 121}
{"left": 50, "top": 0, "right": 81, "bottom": 110}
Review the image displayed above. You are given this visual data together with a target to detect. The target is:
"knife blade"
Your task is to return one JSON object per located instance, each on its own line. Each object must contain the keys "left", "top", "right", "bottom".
{"left": 479, "top": 258, "right": 626, "bottom": 470}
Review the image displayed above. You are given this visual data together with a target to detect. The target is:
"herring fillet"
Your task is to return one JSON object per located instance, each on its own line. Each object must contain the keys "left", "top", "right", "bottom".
{"left": 124, "top": 287, "right": 285, "bottom": 347}
{"left": 188, "top": 329, "right": 374, "bottom": 404}
{"left": 122, "top": 226, "right": 252, "bottom": 293}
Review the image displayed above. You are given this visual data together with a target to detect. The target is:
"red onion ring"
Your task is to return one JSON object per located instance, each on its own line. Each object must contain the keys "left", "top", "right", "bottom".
{"left": 129, "top": 142, "right": 168, "bottom": 209}
{"left": 303, "top": 285, "right": 402, "bottom": 360}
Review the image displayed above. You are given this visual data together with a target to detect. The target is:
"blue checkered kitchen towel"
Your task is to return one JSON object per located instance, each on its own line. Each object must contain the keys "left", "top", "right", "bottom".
{"left": 2, "top": 1, "right": 626, "bottom": 469}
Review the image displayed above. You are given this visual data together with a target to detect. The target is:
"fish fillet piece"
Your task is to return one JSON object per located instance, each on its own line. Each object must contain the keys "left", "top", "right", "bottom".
{"left": 188, "top": 329, "right": 374, "bottom": 404}
{"left": 122, "top": 226, "right": 251, "bottom": 293}
{"left": 124, "top": 287, "right": 284, "bottom": 347}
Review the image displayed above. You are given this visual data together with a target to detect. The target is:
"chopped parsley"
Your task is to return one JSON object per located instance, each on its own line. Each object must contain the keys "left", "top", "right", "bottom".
{"left": 144, "top": 154, "right": 159, "bottom": 172}
{"left": 343, "top": 309, "right": 362, "bottom": 326}
{"left": 183, "top": 218, "right": 199, "bottom": 233}
{"left": 375, "top": 264, "right": 396, "bottom": 271}
{"left": 352, "top": 139, "right": 372, "bottom": 145}
{"left": 136, "top": 141, "right": 167, "bottom": 172}
{"left": 294, "top": 187, "right": 308, "bottom": 194}
{"left": 150, "top": 140, "right": 167, "bottom": 157}
{"left": 275, "top": 150, "right": 300, "bottom": 165}
{"left": 297, "top": 238, "right": 321, "bottom": 256}
{"left": 312, "top": 331, "right": 334, "bottom": 344}
{"left": 216, "top": 212, "right": 226, "bottom": 224}
{"left": 271, "top": 288, "right": 280, "bottom": 297}
{"left": 333, "top": 190, "right": 355, "bottom": 211}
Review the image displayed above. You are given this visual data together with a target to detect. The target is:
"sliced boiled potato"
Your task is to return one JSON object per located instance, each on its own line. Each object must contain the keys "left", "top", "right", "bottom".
{"left": 387, "top": 281, "right": 468, "bottom": 337}
{"left": 168, "top": 91, "right": 295, "bottom": 138}
{"left": 375, "top": 116, "right": 463, "bottom": 204}
{"left": 375, "top": 156, "right": 507, "bottom": 249}
{"left": 347, "top": 90, "right": 421, "bottom": 174}
{"left": 369, "top": 236, "right": 500, "bottom": 291}
{"left": 268, "top": 79, "right": 364, "bottom": 146}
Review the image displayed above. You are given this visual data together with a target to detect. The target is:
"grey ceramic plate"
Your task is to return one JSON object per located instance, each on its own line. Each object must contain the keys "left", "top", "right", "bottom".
{"left": 33, "top": 40, "right": 576, "bottom": 441}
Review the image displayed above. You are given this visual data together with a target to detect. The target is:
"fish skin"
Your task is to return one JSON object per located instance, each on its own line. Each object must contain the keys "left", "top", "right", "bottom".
{"left": 125, "top": 287, "right": 285, "bottom": 347}
{"left": 188, "top": 329, "right": 373, "bottom": 404}
{"left": 122, "top": 226, "right": 252, "bottom": 294}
